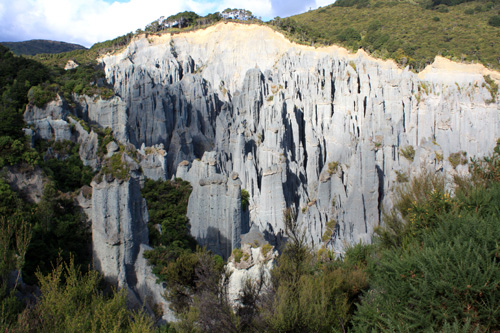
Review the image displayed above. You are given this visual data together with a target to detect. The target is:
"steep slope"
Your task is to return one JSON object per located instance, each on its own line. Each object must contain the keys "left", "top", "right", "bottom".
{"left": 283, "top": 0, "right": 500, "bottom": 70}
{"left": 95, "top": 22, "right": 499, "bottom": 255}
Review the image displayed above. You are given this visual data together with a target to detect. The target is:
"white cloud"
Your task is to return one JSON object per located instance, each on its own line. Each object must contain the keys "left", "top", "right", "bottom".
{"left": 315, "top": 0, "right": 335, "bottom": 7}
{"left": 0, "top": 0, "right": 332, "bottom": 47}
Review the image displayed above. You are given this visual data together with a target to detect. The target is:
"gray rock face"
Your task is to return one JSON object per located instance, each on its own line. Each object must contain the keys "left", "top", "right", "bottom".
{"left": 91, "top": 176, "right": 172, "bottom": 319}
{"left": 24, "top": 97, "right": 72, "bottom": 141}
{"left": 176, "top": 152, "right": 243, "bottom": 258}
{"left": 91, "top": 177, "right": 148, "bottom": 294}
{"left": 95, "top": 23, "right": 500, "bottom": 254}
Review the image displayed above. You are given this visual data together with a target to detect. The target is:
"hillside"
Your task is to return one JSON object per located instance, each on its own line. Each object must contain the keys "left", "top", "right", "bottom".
{"left": 0, "top": 39, "right": 86, "bottom": 56}
{"left": 273, "top": 0, "right": 500, "bottom": 70}
{"left": 1, "top": 6, "right": 500, "bottom": 331}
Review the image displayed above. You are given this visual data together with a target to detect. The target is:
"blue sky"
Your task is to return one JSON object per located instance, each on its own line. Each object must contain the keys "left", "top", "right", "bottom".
{"left": 0, "top": 0, "right": 333, "bottom": 47}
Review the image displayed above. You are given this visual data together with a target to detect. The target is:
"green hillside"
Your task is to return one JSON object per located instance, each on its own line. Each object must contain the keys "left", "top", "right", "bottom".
{"left": 0, "top": 39, "right": 86, "bottom": 56}
{"left": 273, "top": 0, "right": 500, "bottom": 71}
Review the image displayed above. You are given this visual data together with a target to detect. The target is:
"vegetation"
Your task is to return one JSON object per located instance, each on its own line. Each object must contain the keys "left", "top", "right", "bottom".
{"left": 400, "top": 145, "right": 416, "bottom": 161}
{"left": 141, "top": 178, "right": 195, "bottom": 252}
{"left": 7, "top": 258, "right": 153, "bottom": 331}
{"left": 241, "top": 188, "right": 250, "bottom": 211}
{"left": 328, "top": 161, "right": 339, "bottom": 175}
{"left": 483, "top": 74, "right": 499, "bottom": 103}
{"left": 448, "top": 150, "right": 468, "bottom": 168}
{"left": 353, "top": 142, "right": 500, "bottom": 331}
{"left": 272, "top": 0, "right": 500, "bottom": 71}
{"left": 1, "top": 40, "right": 86, "bottom": 56}
{"left": 36, "top": 140, "right": 94, "bottom": 192}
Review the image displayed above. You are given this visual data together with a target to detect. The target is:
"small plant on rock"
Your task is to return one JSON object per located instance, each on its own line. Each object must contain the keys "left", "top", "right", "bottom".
{"left": 400, "top": 145, "right": 415, "bottom": 162}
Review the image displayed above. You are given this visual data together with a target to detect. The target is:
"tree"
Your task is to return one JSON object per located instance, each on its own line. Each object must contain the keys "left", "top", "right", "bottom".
{"left": 14, "top": 258, "right": 153, "bottom": 332}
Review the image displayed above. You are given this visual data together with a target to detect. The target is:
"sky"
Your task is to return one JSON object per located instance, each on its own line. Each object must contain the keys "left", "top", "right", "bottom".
{"left": 0, "top": 0, "right": 334, "bottom": 48}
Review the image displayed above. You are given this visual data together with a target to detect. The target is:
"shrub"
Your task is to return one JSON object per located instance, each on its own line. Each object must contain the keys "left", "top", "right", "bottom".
{"left": 38, "top": 140, "right": 94, "bottom": 192}
{"left": 328, "top": 161, "right": 339, "bottom": 175}
{"left": 241, "top": 188, "right": 250, "bottom": 211}
{"left": 338, "top": 27, "right": 361, "bottom": 42}
{"left": 355, "top": 191, "right": 500, "bottom": 331}
{"left": 321, "top": 219, "right": 337, "bottom": 242}
{"left": 483, "top": 74, "right": 499, "bottom": 103}
{"left": 395, "top": 170, "right": 409, "bottom": 183}
{"left": 15, "top": 258, "right": 153, "bottom": 331}
{"left": 232, "top": 248, "right": 243, "bottom": 263}
{"left": 448, "top": 151, "right": 467, "bottom": 169}
{"left": 400, "top": 145, "right": 415, "bottom": 162}
{"left": 261, "top": 243, "right": 273, "bottom": 256}
{"left": 28, "top": 83, "right": 58, "bottom": 107}
{"left": 141, "top": 178, "right": 195, "bottom": 251}
{"left": 355, "top": 144, "right": 500, "bottom": 330}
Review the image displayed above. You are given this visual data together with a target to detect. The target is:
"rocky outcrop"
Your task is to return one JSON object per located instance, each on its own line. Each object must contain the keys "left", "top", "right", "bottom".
{"left": 227, "top": 226, "right": 276, "bottom": 306}
{"left": 5, "top": 166, "right": 46, "bottom": 204}
{"left": 95, "top": 23, "right": 499, "bottom": 254}
{"left": 177, "top": 152, "right": 243, "bottom": 258}
{"left": 24, "top": 97, "right": 72, "bottom": 142}
{"left": 91, "top": 175, "right": 173, "bottom": 320}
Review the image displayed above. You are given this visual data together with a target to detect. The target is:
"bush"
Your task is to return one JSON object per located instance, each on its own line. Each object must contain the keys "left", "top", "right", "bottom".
{"left": 15, "top": 258, "right": 153, "bottom": 331}
{"left": 24, "top": 182, "right": 91, "bottom": 284}
{"left": 356, "top": 143, "right": 500, "bottom": 331}
{"left": 328, "top": 161, "right": 339, "bottom": 175}
{"left": 266, "top": 211, "right": 368, "bottom": 332}
{"left": 448, "top": 151, "right": 467, "bottom": 169}
{"left": 338, "top": 27, "right": 362, "bottom": 42}
{"left": 141, "top": 178, "right": 195, "bottom": 250}
{"left": 232, "top": 248, "right": 243, "bottom": 263}
{"left": 241, "top": 188, "right": 250, "bottom": 211}
{"left": 355, "top": 190, "right": 500, "bottom": 331}
{"left": 400, "top": 145, "right": 415, "bottom": 162}
{"left": 38, "top": 140, "right": 94, "bottom": 192}
{"left": 27, "top": 83, "right": 58, "bottom": 107}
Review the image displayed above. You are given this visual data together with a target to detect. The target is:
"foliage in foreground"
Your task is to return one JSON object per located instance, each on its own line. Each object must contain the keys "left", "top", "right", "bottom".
{"left": 8, "top": 258, "right": 153, "bottom": 332}
{"left": 353, "top": 140, "right": 500, "bottom": 331}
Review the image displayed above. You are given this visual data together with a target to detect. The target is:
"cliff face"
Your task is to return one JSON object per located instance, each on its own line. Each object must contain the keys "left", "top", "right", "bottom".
{"left": 22, "top": 22, "right": 500, "bottom": 319}
{"left": 96, "top": 22, "right": 499, "bottom": 253}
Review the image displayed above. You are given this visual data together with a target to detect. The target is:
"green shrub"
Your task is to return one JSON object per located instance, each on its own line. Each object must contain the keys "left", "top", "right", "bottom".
{"left": 400, "top": 145, "right": 415, "bottom": 162}
{"left": 448, "top": 151, "right": 467, "bottom": 169}
{"left": 321, "top": 219, "right": 337, "bottom": 242}
{"left": 241, "top": 188, "right": 250, "bottom": 211}
{"left": 395, "top": 170, "right": 409, "bottom": 183}
{"left": 24, "top": 182, "right": 91, "bottom": 284}
{"left": 338, "top": 27, "right": 361, "bottom": 42}
{"left": 267, "top": 212, "right": 368, "bottom": 332}
{"left": 261, "top": 243, "right": 273, "bottom": 256}
{"left": 355, "top": 187, "right": 500, "bottom": 331}
{"left": 328, "top": 161, "right": 339, "bottom": 175}
{"left": 27, "top": 83, "right": 58, "bottom": 107}
{"left": 483, "top": 74, "right": 499, "bottom": 103}
{"left": 37, "top": 140, "right": 94, "bottom": 192}
{"left": 141, "top": 178, "right": 195, "bottom": 251}
{"left": 232, "top": 248, "right": 243, "bottom": 263}
{"left": 355, "top": 144, "right": 500, "bottom": 330}
{"left": 15, "top": 258, "right": 153, "bottom": 331}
